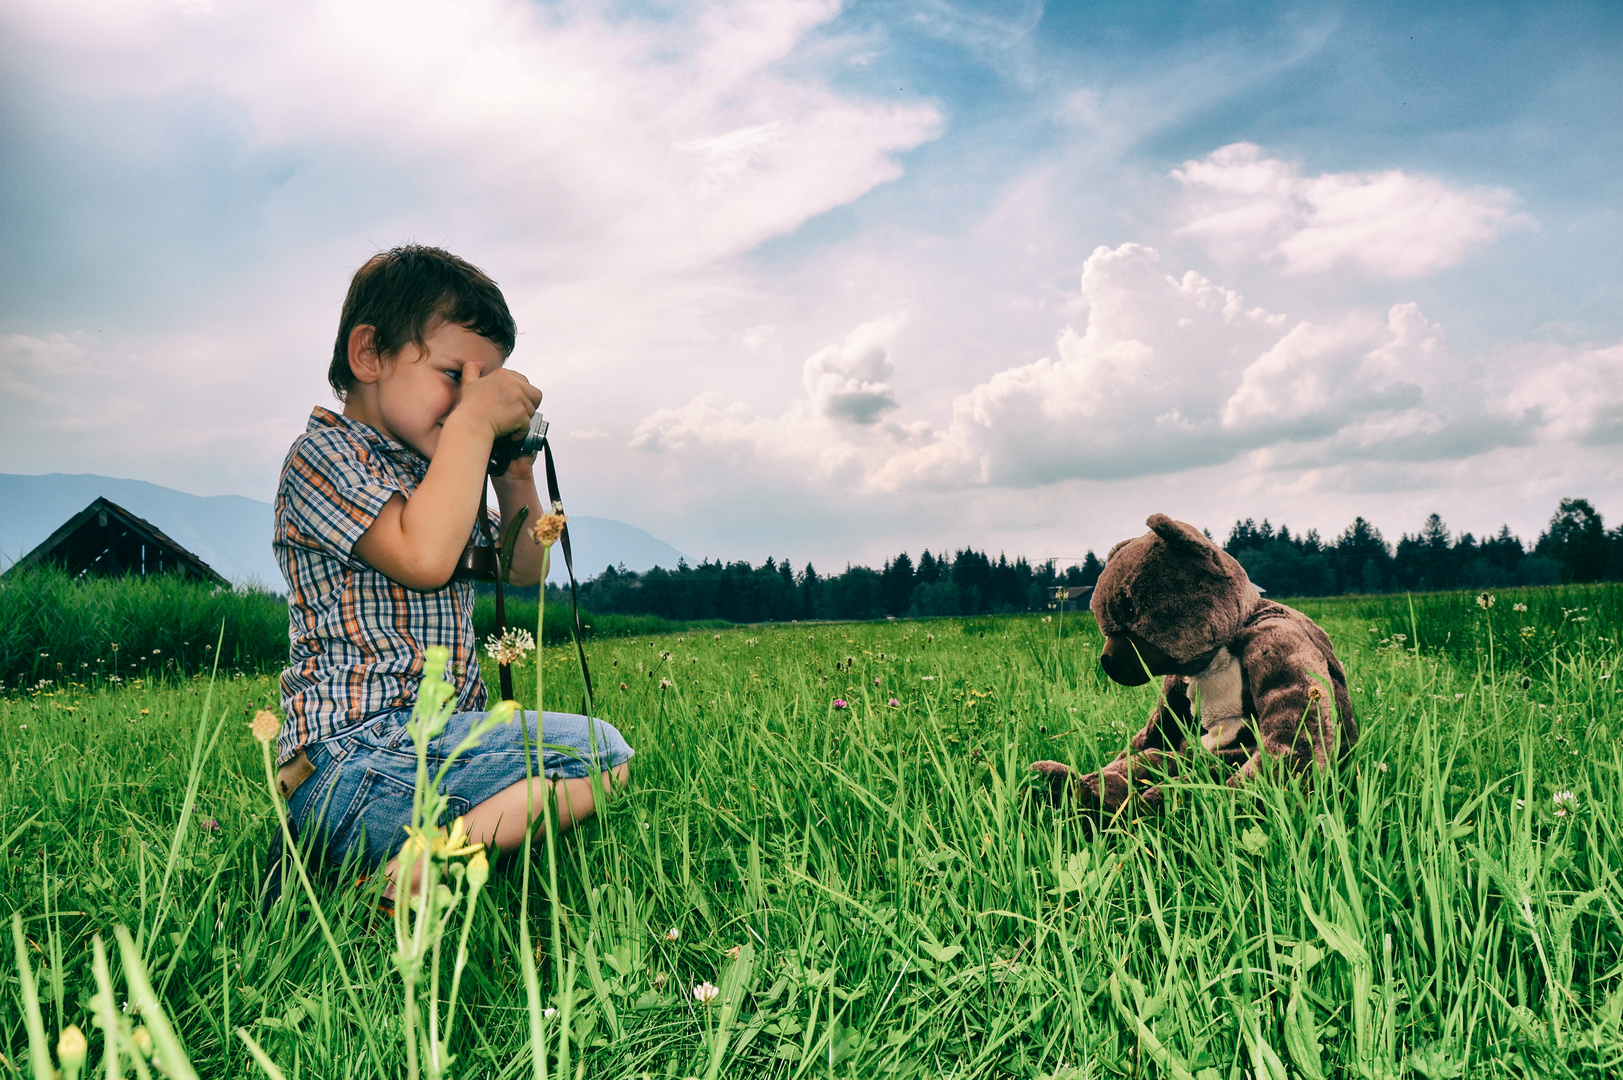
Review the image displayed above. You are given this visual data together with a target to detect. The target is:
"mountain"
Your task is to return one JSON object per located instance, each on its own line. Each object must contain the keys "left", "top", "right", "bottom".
{"left": 0, "top": 474, "right": 685, "bottom": 588}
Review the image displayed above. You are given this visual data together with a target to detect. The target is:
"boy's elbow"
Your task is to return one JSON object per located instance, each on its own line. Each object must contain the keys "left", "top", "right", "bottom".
{"left": 399, "top": 553, "right": 459, "bottom": 592}
{"left": 370, "top": 548, "right": 458, "bottom": 592}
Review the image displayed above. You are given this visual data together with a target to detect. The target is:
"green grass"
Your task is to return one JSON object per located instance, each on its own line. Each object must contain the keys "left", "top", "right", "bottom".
{"left": 0, "top": 568, "right": 286, "bottom": 691}
{"left": 472, "top": 595, "right": 731, "bottom": 647}
{"left": 3, "top": 594, "right": 1622, "bottom": 1076}
{"left": 0, "top": 569, "right": 722, "bottom": 693}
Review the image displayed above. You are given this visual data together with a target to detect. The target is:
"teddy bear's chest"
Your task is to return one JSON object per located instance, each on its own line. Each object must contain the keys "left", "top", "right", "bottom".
{"left": 1189, "top": 649, "right": 1248, "bottom": 753}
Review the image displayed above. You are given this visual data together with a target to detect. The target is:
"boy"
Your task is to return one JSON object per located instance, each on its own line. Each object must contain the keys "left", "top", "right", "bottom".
{"left": 270, "top": 245, "right": 632, "bottom": 895}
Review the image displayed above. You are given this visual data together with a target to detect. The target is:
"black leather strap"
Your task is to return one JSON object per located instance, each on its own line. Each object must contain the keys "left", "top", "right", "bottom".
{"left": 474, "top": 486, "right": 515, "bottom": 702}
{"left": 538, "top": 436, "right": 595, "bottom": 717}
{"left": 473, "top": 442, "right": 594, "bottom": 715}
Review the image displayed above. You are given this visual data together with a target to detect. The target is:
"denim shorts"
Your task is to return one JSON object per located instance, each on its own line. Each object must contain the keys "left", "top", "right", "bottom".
{"left": 286, "top": 707, "right": 634, "bottom": 869}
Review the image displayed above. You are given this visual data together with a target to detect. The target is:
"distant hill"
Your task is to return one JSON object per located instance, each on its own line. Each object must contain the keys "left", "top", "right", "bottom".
{"left": 0, "top": 474, "right": 686, "bottom": 588}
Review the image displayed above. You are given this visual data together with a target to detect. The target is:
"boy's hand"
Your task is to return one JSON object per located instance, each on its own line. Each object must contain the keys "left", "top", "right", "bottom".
{"left": 456, "top": 361, "right": 542, "bottom": 441}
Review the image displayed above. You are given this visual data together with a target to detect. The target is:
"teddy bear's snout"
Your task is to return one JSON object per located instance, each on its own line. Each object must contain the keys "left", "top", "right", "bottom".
{"left": 1099, "top": 632, "right": 1160, "bottom": 687}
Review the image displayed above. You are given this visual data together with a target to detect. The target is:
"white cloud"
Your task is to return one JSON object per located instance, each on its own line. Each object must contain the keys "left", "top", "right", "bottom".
{"left": 1173, "top": 143, "right": 1526, "bottom": 277}
{"left": 633, "top": 243, "right": 1549, "bottom": 493}
{"left": 0, "top": 0, "right": 943, "bottom": 496}
{"left": 3, "top": 0, "right": 940, "bottom": 283}
{"left": 0, "top": 330, "right": 299, "bottom": 494}
{"left": 630, "top": 315, "right": 932, "bottom": 485}
{"left": 1503, "top": 341, "right": 1623, "bottom": 445}
{"left": 802, "top": 312, "right": 905, "bottom": 424}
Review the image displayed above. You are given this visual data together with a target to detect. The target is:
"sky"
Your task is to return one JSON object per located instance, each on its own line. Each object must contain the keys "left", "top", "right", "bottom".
{"left": 3, "top": 0, "right": 1622, "bottom": 572}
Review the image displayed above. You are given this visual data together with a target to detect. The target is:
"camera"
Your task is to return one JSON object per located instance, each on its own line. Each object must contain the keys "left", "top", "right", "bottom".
{"left": 455, "top": 411, "right": 549, "bottom": 583}
{"left": 488, "top": 410, "right": 548, "bottom": 477}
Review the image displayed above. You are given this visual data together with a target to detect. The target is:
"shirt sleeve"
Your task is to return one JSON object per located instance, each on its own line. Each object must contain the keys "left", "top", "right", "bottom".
{"left": 280, "top": 429, "right": 404, "bottom": 564}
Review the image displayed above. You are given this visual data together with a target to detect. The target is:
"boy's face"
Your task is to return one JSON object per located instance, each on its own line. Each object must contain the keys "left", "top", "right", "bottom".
{"left": 365, "top": 320, "right": 506, "bottom": 459}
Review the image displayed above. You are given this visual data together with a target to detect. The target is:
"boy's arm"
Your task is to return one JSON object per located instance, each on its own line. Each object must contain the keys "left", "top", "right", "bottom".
{"left": 492, "top": 467, "right": 546, "bottom": 587}
{"left": 355, "top": 362, "right": 541, "bottom": 590}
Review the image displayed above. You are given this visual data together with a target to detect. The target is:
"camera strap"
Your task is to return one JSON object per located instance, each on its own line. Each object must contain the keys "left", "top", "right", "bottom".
{"left": 537, "top": 435, "right": 596, "bottom": 717}
{"left": 475, "top": 487, "right": 515, "bottom": 702}
{"left": 476, "top": 440, "right": 595, "bottom": 717}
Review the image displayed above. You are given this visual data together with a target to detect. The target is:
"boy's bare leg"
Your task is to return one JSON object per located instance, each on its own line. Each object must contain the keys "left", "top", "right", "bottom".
{"left": 384, "top": 763, "right": 628, "bottom": 898}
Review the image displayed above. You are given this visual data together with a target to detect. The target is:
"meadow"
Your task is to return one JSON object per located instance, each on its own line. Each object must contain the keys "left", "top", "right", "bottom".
{"left": 2, "top": 586, "right": 1621, "bottom": 1077}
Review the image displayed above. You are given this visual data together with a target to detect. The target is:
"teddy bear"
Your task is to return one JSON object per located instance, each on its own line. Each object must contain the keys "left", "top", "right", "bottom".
{"left": 1032, "top": 513, "right": 1356, "bottom": 813}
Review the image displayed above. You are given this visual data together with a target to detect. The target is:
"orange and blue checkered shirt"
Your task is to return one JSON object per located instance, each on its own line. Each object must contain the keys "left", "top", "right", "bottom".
{"left": 273, "top": 407, "right": 496, "bottom": 766}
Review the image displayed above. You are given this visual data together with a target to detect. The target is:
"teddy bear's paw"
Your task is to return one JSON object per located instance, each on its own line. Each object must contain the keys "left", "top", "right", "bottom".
{"left": 1028, "top": 760, "right": 1075, "bottom": 804}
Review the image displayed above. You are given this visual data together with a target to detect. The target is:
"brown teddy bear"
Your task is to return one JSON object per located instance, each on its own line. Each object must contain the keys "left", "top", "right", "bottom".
{"left": 1032, "top": 513, "right": 1356, "bottom": 813}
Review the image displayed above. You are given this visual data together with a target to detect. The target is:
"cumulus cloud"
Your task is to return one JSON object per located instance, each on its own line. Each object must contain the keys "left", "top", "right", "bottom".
{"left": 630, "top": 315, "right": 932, "bottom": 485}
{"left": 1503, "top": 341, "right": 1623, "bottom": 445}
{"left": 1173, "top": 143, "right": 1527, "bottom": 277}
{"left": 802, "top": 313, "right": 905, "bottom": 424}
{"left": 634, "top": 243, "right": 1547, "bottom": 493}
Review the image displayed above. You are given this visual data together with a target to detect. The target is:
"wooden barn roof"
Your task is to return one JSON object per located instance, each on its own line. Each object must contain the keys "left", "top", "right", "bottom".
{"left": 3, "top": 496, "right": 228, "bottom": 586}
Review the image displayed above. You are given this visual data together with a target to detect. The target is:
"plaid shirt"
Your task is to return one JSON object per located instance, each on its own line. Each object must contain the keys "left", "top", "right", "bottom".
{"left": 274, "top": 407, "right": 496, "bottom": 765}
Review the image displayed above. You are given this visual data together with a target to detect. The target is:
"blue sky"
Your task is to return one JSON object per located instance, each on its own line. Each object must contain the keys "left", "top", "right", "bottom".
{"left": 3, "top": 0, "right": 1621, "bottom": 570}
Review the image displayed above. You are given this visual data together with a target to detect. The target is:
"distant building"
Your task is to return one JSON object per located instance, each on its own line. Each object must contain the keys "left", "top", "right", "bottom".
{"left": 2, "top": 496, "right": 228, "bottom": 586}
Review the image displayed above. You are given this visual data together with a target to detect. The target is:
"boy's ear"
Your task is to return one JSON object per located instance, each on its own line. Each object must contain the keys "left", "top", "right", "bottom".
{"left": 347, "top": 324, "right": 382, "bottom": 384}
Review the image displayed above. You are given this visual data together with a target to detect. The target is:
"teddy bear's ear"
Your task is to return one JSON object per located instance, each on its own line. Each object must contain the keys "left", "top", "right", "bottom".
{"left": 1147, "top": 513, "right": 1211, "bottom": 550}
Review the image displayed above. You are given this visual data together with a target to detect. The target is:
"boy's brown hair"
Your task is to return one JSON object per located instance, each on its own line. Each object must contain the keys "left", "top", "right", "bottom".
{"left": 328, "top": 245, "right": 517, "bottom": 400}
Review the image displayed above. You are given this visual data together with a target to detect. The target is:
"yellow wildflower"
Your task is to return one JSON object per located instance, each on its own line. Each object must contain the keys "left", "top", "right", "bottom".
{"left": 58, "top": 1025, "right": 87, "bottom": 1078}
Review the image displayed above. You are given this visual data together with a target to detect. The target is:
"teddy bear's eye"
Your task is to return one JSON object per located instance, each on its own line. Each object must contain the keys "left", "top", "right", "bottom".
{"left": 1118, "top": 597, "right": 1135, "bottom": 622}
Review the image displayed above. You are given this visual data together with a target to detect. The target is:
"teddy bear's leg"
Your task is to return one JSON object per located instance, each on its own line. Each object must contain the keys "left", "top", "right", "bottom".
{"left": 1076, "top": 756, "right": 1136, "bottom": 813}
{"left": 1031, "top": 750, "right": 1177, "bottom": 814}
{"left": 1082, "top": 749, "right": 1178, "bottom": 812}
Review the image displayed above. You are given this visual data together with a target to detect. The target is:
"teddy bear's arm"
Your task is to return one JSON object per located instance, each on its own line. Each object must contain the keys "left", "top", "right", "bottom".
{"left": 1121, "top": 675, "right": 1194, "bottom": 757}
{"left": 1229, "top": 629, "right": 1338, "bottom": 786}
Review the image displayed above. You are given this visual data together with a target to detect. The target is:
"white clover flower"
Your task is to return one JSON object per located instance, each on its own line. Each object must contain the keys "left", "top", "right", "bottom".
{"left": 659, "top": 678, "right": 674, "bottom": 690}
{"left": 692, "top": 982, "right": 719, "bottom": 1005}
{"left": 1477, "top": 593, "right": 1495, "bottom": 610}
{"left": 1513, "top": 602, "right": 1527, "bottom": 612}
{"left": 663, "top": 927, "right": 680, "bottom": 942}
{"left": 1552, "top": 790, "right": 1578, "bottom": 817}
{"left": 484, "top": 628, "right": 536, "bottom": 666}
{"left": 250, "top": 710, "right": 282, "bottom": 744}
{"left": 542, "top": 1007, "right": 558, "bottom": 1019}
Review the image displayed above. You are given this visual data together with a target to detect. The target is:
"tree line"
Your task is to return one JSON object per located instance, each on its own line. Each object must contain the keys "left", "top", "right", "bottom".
{"left": 551, "top": 496, "right": 1623, "bottom": 622}
{"left": 565, "top": 548, "right": 1105, "bottom": 623}
{"left": 1223, "top": 497, "right": 1623, "bottom": 597}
